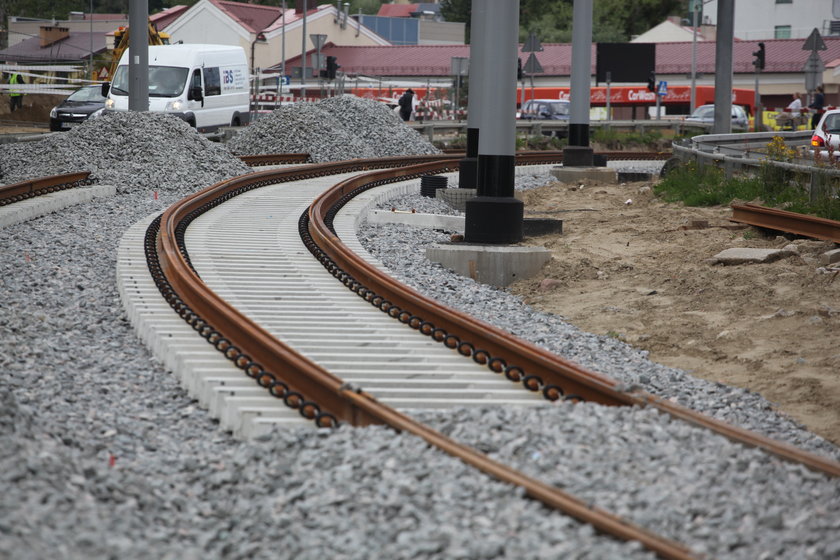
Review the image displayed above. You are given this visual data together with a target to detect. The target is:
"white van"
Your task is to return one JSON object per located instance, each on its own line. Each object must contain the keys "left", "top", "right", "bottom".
{"left": 104, "top": 44, "right": 250, "bottom": 131}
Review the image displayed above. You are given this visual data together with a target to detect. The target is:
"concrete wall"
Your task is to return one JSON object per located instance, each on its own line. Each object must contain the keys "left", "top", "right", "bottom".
{"left": 418, "top": 20, "right": 465, "bottom": 45}
{"left": 705, "top": 0, "right": 835, "bottom": 40}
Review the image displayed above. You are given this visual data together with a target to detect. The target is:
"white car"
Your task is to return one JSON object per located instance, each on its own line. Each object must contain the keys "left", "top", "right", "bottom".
{"left": 810, "top": 109, "right": 840, "bottom": 157}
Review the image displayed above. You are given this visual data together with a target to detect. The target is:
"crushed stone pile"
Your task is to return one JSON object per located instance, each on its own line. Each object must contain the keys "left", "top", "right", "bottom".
{"left": 227, "top": 95, "right": 441, "bottom": 161}
{"left": 0, "top": 112, "right": 251, "bottom": 195}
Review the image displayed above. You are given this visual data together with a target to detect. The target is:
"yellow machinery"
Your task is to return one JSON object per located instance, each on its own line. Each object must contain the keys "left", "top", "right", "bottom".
{"left": 107, "top": 22, "right": 170, "bottom": 80}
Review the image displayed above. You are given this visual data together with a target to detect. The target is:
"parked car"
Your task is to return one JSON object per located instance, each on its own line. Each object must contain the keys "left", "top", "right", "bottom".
{"left": 49, "top": 85, "right": 107, "bottom": 131}
{"left": 517, "top": 99, "right": 570, "bottom": 120}
{"left": 809, "top": 108, "right": 840, "bottom": 157}
{"left": 685, "top": 103, "right": 749, "bottom": 129}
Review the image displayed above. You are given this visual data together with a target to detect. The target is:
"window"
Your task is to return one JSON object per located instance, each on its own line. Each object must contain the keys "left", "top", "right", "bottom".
{"left": 775, "top": 0, "right": 792, "bottom": 4}
{"left": 775, "top": 25, "right": 791, "bottom": 39}
{"left": 203, "top": 67, "right": 221, "bottom": 96}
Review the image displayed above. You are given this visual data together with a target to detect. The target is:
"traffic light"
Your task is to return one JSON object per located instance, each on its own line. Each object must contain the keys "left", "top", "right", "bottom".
{"left": 326, "top": 56, "right": 339, "bottom": 79}
{"left": 517, "top": 58, "right": 523, "bottom": 80}
{"left": 647, "top": 72, "right": 655, "bottom": 92}
{"left": 753, "top": 42, "right": 765, "bottom": 71}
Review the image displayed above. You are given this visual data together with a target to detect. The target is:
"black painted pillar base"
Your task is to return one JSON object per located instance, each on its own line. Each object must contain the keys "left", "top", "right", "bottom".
{"left": 563, "top": 145, "right": 594, "bottom": 167}
{"left": 569, "top": 123, "right": 590, "bottom": 147}
{"left": 465, "top": 196, "right": 524, "bottom": 244}
{"left": 459, "top": 157, "right": 478, "bottom": 189}
{"left": 459, "top": 128, "right": 480, "bottom": 189}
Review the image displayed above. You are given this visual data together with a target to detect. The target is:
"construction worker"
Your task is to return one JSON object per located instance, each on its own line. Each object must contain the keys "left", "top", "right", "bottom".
{"left": 8, "top": 71, "right": 25, "bottom": 112}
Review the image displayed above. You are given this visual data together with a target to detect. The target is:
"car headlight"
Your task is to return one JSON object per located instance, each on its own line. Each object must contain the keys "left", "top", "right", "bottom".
{"left": 105, "top": 98, "right": 115, "bottom": 110}
{"left": 50, "top": 107, "right": 58, "bottom": 118}
{"left": 89, "top": 108, "right": 105, "bottom": 120}
{"left": 165, "top": 100, "right": 184, "bottom": 112}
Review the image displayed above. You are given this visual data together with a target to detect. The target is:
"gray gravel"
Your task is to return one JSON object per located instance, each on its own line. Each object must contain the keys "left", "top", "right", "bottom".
{"left": 227, "top": 95, "right": 440, "bottom": 161}
{"left": 1, "top": 113, "right": 838, "bottom": 560}
{"left": 0, "top": 112, "right": 251, "bottom": 193}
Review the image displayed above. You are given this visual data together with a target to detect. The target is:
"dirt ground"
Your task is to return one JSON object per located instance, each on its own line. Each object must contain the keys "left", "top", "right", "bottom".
{"left": 510, "top": 176, "right": 840, "bottom": 445}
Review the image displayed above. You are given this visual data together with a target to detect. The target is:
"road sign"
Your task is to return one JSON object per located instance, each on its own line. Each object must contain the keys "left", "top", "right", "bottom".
{"left": 524, "top": 52, "right": 543, "bottom": 75}
{"left": 522, "top": 31, "right": 543, "bottom": 53}
{"left": 657, "top": 80, "right": 668, "bottom": 95}
{"left": 310, "top": 34, "right": 327, "bottom": 50}
{"left": 803, "top": 28, "right": 827, "bottom": 51}
{"left": 280, "top": 75, "right": 290, "bottom": 86}
{"left": 804, "top": 51, "right": 826, "bottom": 91}
{"left": 450, "top": 56, "right": 469, "bottom": 76}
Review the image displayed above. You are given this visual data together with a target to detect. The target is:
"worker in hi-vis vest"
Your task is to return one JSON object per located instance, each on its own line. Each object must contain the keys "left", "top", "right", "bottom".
{"left": 8, "top": 71, "right": 24, "bottom": 112}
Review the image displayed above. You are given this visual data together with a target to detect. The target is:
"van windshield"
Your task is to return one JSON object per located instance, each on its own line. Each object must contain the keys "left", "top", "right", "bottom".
{"left": 110, "top": 65, "right": 189, "bottom": 97}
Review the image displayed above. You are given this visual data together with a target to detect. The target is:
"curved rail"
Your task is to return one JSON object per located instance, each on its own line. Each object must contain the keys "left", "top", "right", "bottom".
{"left": 0, "top": 171, "right": 92, "bottom": 206}
{"left": 151, "top": 156, "right": 701, "bottom": 559}
{"left": 304, "top": 160, "right": 840, "bottom": 478}
{"left": 150, "top": 154, "right": 840, "bottom": 558}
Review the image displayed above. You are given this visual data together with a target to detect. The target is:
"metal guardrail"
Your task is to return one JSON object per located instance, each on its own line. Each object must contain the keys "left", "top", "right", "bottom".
{"left": 409, "top": 119, "right": 715, "bottom": 143}
{"left": 671, "top": 129, "right": 840, "bottom": 202}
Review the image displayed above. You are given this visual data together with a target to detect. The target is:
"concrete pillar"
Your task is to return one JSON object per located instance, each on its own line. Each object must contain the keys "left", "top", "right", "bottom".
{"left": 712, "top": 0, "right": 734, "bottom": 134}
{"left": 464, "top": 0, "right": 522, "bottom": 244}
{"left": 564, "top": 0, "right": 593, "bottom": 166}
{"left": 459, "top": 0, "right": 486, "bottom": 190}
{"left": 128, "top": 0, "right": 149, "bottom": 111}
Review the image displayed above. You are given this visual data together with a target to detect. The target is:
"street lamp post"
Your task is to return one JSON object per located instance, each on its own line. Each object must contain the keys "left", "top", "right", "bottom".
{"left": 281, "top": 0, "right": 286, "bottom": 102}
{"left": 251, "top": 32, "right": 266, "bottom": 117}
{"left": 690, "top": 0, "right": 699, "bottom": 113}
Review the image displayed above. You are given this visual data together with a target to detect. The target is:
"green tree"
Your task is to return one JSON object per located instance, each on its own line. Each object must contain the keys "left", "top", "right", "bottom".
{"left": 443, "top": 0, "right": 682, "bottom": 44}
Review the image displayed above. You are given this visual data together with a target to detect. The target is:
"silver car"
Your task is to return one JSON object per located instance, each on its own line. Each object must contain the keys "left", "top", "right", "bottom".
{"left": 685, "top": 104, "right": 749, "bottom": 129}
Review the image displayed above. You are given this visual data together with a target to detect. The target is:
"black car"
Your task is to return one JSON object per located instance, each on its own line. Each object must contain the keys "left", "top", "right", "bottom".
{"left": 49, "top": 85, "right": 106, "bottom": 131}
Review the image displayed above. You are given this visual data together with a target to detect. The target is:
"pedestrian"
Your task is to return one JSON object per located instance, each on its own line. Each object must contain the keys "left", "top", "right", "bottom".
{"left": 781, "top": 92, "right": 802, "bottom": 130}
{"left": 398, "top": 88, "right": 414, "bottom": 122}
{"left": 7, "top": 71, "right": 25, "bottom": 112}
{"left": 786, "top": 92, "right": 802, "bottom": 117}
{"left": 809, "top": 85, "right": 825, "bottom": 129}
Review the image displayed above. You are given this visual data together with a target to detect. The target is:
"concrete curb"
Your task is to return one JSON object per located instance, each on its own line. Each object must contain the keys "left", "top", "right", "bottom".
{"left": 0, "top": 184, "right": 117, "bottom": 229}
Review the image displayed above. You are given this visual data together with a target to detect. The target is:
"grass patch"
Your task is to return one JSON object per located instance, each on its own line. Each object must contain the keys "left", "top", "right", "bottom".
{"left": 591, "top": 128, "right": 667, "bottom": 150}
{"left": 656, "top": 160, "right": 840, "bottom": 221}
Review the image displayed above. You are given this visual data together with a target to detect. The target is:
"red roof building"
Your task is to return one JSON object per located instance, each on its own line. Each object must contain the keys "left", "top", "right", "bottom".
{"left": 278, "top": 38, "right": 840, "bottom": 110}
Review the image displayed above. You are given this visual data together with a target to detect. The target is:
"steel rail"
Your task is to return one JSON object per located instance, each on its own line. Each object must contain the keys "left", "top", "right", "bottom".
{"left": 153, "top": 155, "right": 839, "bottom": 558}
{"left": 306, "top": 161, "right": 840, "bottom": 479}
{"left": 0, "top": 171, "right": 92, "bottom": 206}
{"left": 154, "top": 157, "right": 699, "bottom": 560}
{"left": 731, "top": 202, "right": 840, "bottom": 243}
{"left": 238, "top": 153, "right": 311, "bottom": 166}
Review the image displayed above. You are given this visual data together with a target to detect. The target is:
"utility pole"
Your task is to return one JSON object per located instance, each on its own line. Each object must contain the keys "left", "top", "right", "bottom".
{"left": 464, "top": 0, "right": 521, "bottom": 244}
{"left": 690, "top": 0, "right": 699, "bottom": 113}
{"left": 712, "top": 0, "right": 734, "bottom": 134}
{"left": 460, "top": 0, "right": 486, "bottom": 190}
{"left": 565, "top": 0, "right": 593, "bottom": 166}
{"left": 300, "top": 0, "right": 307, "bottom": 98}
{"left": 128, "top": 0, "right": 148, "bottom": 111}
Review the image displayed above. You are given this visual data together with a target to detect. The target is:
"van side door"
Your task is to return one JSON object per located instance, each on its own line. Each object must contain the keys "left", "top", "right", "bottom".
{"left": 187, "top": 69, "right": 204, "bottom": 126}
{"left": 202, "top": 67, "right": 223, "bottom": 129}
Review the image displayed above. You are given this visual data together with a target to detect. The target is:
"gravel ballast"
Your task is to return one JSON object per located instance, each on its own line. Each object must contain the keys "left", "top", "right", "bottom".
{"left": 227, "top": 95, "right": 440, "bottom": 161}
{"left": 2, "top": 111, "right": 839, "bottom": 559}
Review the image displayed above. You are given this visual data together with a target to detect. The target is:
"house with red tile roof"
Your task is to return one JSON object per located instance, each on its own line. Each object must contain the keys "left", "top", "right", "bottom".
{"left": 164, "top": 0, "right": 389, "bottom": 79}
{"left": 277, "top": 38, "right": 840, "bottom": 114}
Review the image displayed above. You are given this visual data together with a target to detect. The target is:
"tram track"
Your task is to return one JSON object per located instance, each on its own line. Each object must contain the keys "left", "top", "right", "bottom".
{"left": 126, "top": 153, "right": 836, "bottom": 557}
{"left": 7, "top": 152, "right": 839, "bottom": 558}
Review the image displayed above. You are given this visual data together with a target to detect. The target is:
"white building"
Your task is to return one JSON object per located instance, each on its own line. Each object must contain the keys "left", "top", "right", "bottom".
{"left": 704, "top": 0, "right": 838, "bottom": 40}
